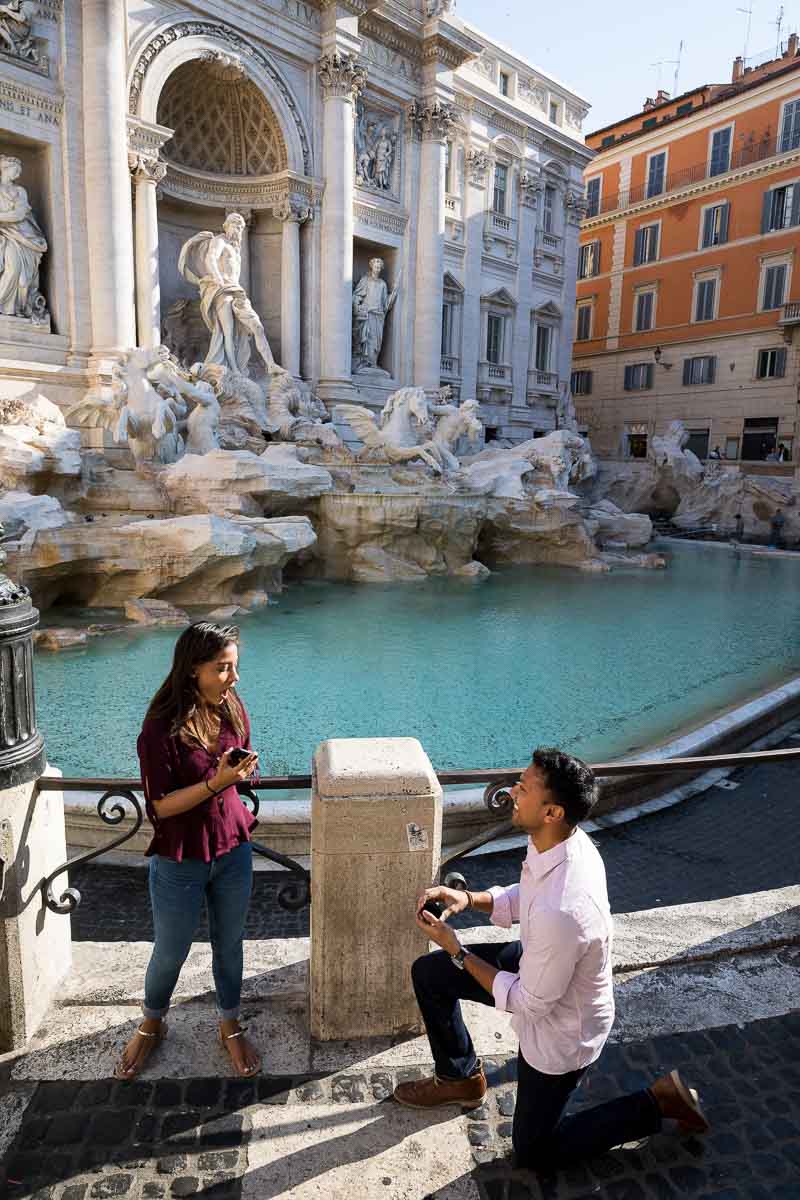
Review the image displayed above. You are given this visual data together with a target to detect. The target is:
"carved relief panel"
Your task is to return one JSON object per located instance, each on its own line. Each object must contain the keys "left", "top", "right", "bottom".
{"left": 354, "top": 99, "right": 401, "bottom": 202}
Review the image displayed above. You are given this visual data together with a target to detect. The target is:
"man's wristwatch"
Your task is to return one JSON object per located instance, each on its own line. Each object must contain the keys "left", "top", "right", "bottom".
{"left": 450, "top": 946, "right": 468, "bottom": 970}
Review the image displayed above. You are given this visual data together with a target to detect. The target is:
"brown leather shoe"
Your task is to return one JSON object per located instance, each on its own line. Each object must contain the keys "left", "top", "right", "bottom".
{"left": 393, "top": 1067, "right": 487, "bottom": 1110}
{"left": 649, "top": 1069, "right": 710, "bottom": 1134}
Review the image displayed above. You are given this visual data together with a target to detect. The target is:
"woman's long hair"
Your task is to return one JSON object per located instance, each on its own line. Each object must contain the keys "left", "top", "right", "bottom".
{"left": 146, "top": 622, "right": 245, "bottom": 747}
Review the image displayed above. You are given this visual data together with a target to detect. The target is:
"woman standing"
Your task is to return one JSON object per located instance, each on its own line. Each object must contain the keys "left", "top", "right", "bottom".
{"left": 115, "top": 622, "right": 261, "bottom": 1079}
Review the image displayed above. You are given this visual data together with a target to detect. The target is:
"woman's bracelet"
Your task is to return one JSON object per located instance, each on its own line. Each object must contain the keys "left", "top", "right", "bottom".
{"left": 465, "top": 890, "right": 475, "bottom": 910}
{"left": 205, "top": 778, "right": 215, "bottom": 796}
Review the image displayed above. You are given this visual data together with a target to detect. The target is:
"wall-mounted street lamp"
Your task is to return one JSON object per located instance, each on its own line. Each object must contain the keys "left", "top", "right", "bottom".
{"left": 653, "top": 346, "right": 673, "bottom": 370}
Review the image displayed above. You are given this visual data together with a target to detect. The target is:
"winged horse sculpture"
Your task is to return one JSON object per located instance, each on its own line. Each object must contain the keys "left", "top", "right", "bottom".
{"left": 336, "top": 387, "right": 448, "bottom": 473}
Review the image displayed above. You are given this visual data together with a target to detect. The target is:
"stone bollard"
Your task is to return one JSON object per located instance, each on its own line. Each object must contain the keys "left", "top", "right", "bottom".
{"left": 311, "top": 737, "right": 442, "bottom": 1041}
{"left": 0, "top": 574, "right": 71, "bottom": 1051}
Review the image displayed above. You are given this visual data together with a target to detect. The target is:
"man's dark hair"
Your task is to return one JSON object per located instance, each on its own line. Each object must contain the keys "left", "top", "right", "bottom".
{"left": 532, "top": 747, "right": 597, "bottom": 827}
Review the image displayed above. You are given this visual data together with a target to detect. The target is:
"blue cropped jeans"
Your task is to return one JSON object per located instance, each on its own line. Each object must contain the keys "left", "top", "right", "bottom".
{"left": 143, "top": 841, "right": 252, "bottom": 1021}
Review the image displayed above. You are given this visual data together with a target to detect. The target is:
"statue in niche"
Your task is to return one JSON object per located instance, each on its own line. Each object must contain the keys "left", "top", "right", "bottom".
{"left": 352, "top": 258, "right": 400, "bottom": 373}
{"left": 178, "top": 212, "right": 280, "bottom": 377}
{"left": 354, "top": 103, "right": 397, "bottom": 192}
{"left": 0, "top": 1, "right": 38, "bottom": 64}
{"left": 0, "top": 155, "right": 48, "bottom": 323}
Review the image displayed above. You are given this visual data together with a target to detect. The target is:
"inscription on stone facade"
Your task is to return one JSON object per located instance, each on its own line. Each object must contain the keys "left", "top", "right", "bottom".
{"left": 360, "top": 36, "right": 421, "bottom": 83}
{"left": 0, "top": 81, "right": 60, "bottom": 124}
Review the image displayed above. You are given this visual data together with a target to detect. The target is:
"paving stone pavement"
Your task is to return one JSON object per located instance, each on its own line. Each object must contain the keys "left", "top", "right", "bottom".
{"left": 68, "top": 747, "right": 800, "bottom": 943}
{"left": 2, "top": 1012, "right": 799, "bottom": 1199}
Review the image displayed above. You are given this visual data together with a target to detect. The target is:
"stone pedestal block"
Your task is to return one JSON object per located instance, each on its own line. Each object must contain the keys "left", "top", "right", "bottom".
{"left": 310, "top": 737, "right": 442, "bottom": 1041}
{"left": 0, "top": 775, "right": 72, "bottom": 1050}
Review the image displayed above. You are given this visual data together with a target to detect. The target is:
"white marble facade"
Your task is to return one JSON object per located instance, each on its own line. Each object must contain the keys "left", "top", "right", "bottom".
{"left": 0, "top": 0, "right": 591, "bottom": 444}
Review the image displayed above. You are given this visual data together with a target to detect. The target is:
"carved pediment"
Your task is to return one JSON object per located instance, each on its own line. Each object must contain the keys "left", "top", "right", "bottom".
{"left": 534, "top": 300, "right": 562, "bottom": 320}
{"left": 481, "top": 286, "right": 516, "bottom": 309}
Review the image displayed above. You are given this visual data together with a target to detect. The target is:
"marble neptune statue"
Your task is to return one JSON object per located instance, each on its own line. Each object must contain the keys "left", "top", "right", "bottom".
{"left": 352, "top": 257, "right": 400, "bottom": 371}
{"left": 0, "top": 155, "right": 48, "bottom": 321}
{"left": 178, "top": 212, "right": 279, "bottom": 376}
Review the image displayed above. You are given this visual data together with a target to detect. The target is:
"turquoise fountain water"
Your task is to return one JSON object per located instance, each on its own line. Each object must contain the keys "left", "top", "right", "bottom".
{"left": 36, "top": 543, "right": 800, "bottom": 778}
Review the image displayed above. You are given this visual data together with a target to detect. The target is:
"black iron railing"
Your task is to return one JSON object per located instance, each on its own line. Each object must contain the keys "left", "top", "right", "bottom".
{"left": 37, "top": 746, "right": 800, "bottom": 913}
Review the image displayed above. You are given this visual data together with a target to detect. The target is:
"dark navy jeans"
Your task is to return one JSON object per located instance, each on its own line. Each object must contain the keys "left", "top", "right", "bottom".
{"left": 411, "top": 941, "right": 661, "bottom": 1169}
{"left": 144, "top": 841, "right": 252, "bottom": 1020}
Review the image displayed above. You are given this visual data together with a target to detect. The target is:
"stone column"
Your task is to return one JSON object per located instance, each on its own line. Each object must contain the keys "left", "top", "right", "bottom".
{"left": 130, "top": 154, "right": 166, "bottom": 350}
{"left": 411, "top": 99, "right": 455, "bottom": 393}
{"left": 82, "top": 0, "right": 136, "bottom": 353}
{"left": 275, "top": 201, "right": 311, "bottom": 378}
{"left": 311, "top": 737, "right": 442, "bottom": 1041}
{"left": 317, "top": 52, "right": 367, "bottom": 401}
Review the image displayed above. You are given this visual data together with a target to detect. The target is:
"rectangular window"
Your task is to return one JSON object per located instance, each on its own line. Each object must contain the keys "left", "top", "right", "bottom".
{"left": 586, "top": 176, "right": 601, "bottom": 218}
{"left": 543, "top": 185, "right": 555, "bottom": 233}
{"left": 441, "top": 302, "right": 454, "bottom": 356}
{"left": 571, "top": 369, "right": 593, "bottom": 395}
{"left": 601, "top": 134, "right": 615, "bottom": 148}
{"left": 647, "top": 151, "right": 666, "bottom": 198}
{"left": 633, "top": 223, "right": 659, "bottom": 266}
{"left": 576, "top": 304, "right": 592, "bottom": 341}
{"left": 499, "top": 71, "right": 510, "bottom": 97}
{"left": 677, "top": 101, "right": 693, "bottom": 116}
{"left": 444, "top": 141, "right": 453, "bottom": 193}
{"left": 486, "top": 314, "right": 503, "bottom": 363}
{"left": 757, "top": 347, "right": 787, "bottom": 378}
{"left": 550, "top": 101, "right": 559, "bottom": 124}
{"left": 686, "top": 429, "right": 710, "bottom": 459}
{"left": 781, "top": 99, "right": 800, "bottom": 152}
{"left": 694, "top": 277, "right": 717, "bottom": 322}
{"left": 702, "top": 202, "right": 730, "bottom": 248}
{"left": 709, "top": 127, "right": 732, "bottom": 176}
{"left": 578, "top": 240, "right": 600, "bottom": 279}
{"left": 763, "top": 184, "right": 799, "bottom": 232}
{"left": 682, "top": 355, "right": 716, "bottom": 385}
{"left": 725, "top": 436, "right": 739, "bottom": 460}
{"left": 742, "top": 416, "right": 778, "bottom": 461}
{"left": 534, "top": 325, "right": 552, "bottom": 372}
{"left": 634, "top": 290, "right": 655, "bottom": 332}
{"left": 493, "top": 163, "right": 508, "bottom": 215}
{"left": 762, "top": 263, "right": 788, "bottom": 310}
{"left": 623, "top": 363, "right": 654, "bottom": 390}
{"left": 642, "top": 117, "right": 658, "bottom": 131}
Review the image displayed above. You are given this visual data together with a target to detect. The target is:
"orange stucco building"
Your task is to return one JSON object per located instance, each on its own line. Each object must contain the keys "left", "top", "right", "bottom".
{"left": 572, "top": 39, "right": 800, "bottom": 463}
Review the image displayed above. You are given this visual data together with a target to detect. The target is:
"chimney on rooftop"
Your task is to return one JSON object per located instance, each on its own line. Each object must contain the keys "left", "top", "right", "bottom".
{"left": 655, "top": 88, "right": 670, "bottom": 103}
{"left": 788, "top": 32, "right": 799, "bottom": 57}
{"left": 732, "top": 55, "right": 744, "bottom": 82}
{"left": 643, "top": 97, "right": 656, "bottom": 111}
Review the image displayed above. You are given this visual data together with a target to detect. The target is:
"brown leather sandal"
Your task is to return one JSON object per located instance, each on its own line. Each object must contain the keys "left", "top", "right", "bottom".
{"left": 218, "top": 1025, "right": 261, "bottom": 1077}
{"left": 113, "top": 1022, "right": 168, "bottom": 1081}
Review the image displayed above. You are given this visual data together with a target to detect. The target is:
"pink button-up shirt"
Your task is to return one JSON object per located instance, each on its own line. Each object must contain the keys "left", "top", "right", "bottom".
{"left": 489, "top": 827, "right": 615, "bottom": 1076}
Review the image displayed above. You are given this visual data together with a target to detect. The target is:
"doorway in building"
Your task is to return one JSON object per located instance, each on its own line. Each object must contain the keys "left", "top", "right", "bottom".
{"left": 741, "top": 417, "right": 778, "bottom": 461}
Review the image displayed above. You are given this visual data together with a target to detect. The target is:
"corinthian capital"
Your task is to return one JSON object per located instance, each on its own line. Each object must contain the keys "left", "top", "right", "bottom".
{"left": 128, "top": 153, "right": 167, "bottom": 185}
{"left": 273, "top": 198, "right": 313, "bottom": 224}
{"left": 317, "top": 52, "right": 367, "bottom": 101}
{"left": 408, "top": 98, "right": 456, "bottom": 142}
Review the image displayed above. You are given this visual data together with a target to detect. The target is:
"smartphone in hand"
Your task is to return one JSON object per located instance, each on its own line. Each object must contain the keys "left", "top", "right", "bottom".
{"left": 228, "top": 748, "right": 251, "bottom": 766}
{"left": 421, "top": 899, "right": 445, "bottom": 919}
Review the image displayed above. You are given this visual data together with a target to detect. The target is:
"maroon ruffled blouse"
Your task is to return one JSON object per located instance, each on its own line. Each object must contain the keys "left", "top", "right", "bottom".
{"left": 137, "top": 705, "right": 258, "bottom": 863}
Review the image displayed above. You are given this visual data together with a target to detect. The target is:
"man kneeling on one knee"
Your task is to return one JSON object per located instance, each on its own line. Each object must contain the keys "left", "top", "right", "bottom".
{"left": 393, "top": 747, "right": 709, "bottom": 1170}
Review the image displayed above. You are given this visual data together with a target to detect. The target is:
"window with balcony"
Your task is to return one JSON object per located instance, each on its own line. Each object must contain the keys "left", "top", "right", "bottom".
{"left": 623, "top": 363, "right": 654, "bottom": 391}
{"left": 493, "top": 163, "right": 508, "bottom": 215}
{"left": 762, "top": 183, "right": 800, "bottom": 232}
{"left": 444, "top": 141, "right": 453, "bottom": 194}
{"left": 576, "top": 302, "right": 592, "bottom": 341}
{"left": 647, "top": 151, "right": 666, "bottom": 198}
{"left": 761, "top": 261, "right": 789, "bottom": 310}
{"left": 709, "top": 126, "right": 733, "bottom": 176}
{"left": 693, "top": 275, "right": 718, "bottom": 322}
{"left": 571, "top": 369, "right": 593, "bottom": 395}
{"left": 682, "top": 355, "right": 716, "bottom": 385}
{"left": 757, "top": 347, "right": 787, "bottom": 378}
{"left": 534, "top": 324, "right": 552, "bottom": 372}
{"left": 543, "top": 184, "right": 556, "bottom": 233}
{"left": 701, "top": 202, "right": 730, "bottom": 248}
{"left": 486, "top": 313, "right": 504, "bottom": 364}
{"left": 633, "top": 223, "right": 659, "bottom": 266}
{"left": 585, "top": 176, "right": 601, "bottom": 218}
{"left": 780, "top": 99, "right": 800, "bottom": 152}
{"left": 634, "top": 289, "right": 655, "bottom": 332}
{"left": 578, "top": 240, "right": 601, "bottom": 279}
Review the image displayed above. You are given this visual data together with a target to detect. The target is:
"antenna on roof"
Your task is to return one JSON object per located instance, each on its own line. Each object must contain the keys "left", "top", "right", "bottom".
{"left": 673, "top": 39, "right": 685, "bottom": 93}
{"left": 775, "top": 4, "right": 785, "bottom": 55}
{"left": 651, "top": 40, "right": 684, "bottom": 96}
{"left": 737, "top": 3, "right": 754, "bottom": 60}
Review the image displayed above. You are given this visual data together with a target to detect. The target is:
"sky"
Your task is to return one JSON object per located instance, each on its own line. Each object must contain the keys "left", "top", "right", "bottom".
{"left": 455, "top": 0, "right": 800, "bottom": 131}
